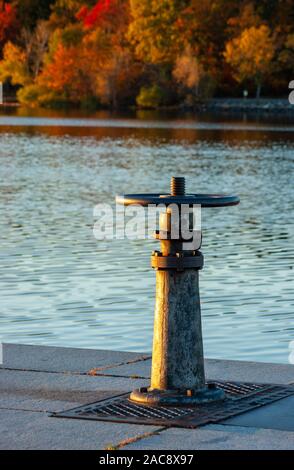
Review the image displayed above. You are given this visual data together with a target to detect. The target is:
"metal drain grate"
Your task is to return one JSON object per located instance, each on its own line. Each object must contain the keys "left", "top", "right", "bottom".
{"left": 52, "top": 381, "right": 294, "bottom": 429}
{"left": 210, "top": 381, "right": 264, "bottom": 399}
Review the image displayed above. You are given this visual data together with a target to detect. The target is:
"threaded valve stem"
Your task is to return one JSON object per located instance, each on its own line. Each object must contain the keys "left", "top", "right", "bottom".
{"left": 170, "top": 177, "right": 185, "bottom": 196}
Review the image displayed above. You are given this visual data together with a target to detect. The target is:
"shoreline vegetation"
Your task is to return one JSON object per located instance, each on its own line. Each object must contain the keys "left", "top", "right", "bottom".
{"left": 0, "top": 1, "right": 293, "bottom": 111}
{"left": 1, "top": 98, "right": 293, "bottom": 116}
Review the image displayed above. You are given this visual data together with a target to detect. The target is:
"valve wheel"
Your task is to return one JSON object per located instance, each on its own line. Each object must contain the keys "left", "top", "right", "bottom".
{"left": 117, "top": 176, "right": 239, "bottom": 207}
{"left": 116, "top": 193, "right": 240, "bottom": 207}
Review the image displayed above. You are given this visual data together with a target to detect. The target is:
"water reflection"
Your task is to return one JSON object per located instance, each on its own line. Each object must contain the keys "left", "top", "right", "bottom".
{"left": 0, "top": 110, "right": 293, "bottom": 363}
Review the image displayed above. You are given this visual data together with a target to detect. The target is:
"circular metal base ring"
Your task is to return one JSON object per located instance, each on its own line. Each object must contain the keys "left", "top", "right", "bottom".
{"left": 129, "top": 385, "right": 225, "bottom": 406}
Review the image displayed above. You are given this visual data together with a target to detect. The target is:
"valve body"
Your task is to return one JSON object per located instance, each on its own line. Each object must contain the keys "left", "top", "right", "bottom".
{"left": 117, "top": 177, "right": 239, "bottom": 406}
{"left": 151, "top": 180, "right": 205, "bottom": 391}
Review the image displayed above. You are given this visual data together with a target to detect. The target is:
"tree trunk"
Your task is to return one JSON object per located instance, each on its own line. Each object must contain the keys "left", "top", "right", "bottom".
{"left": 256, "top": 82, "right": 261, "bottom": 101}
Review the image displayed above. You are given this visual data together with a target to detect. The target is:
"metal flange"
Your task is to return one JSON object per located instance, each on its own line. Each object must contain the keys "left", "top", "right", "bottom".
{"left": 151, "top": 251, "right": 204, "bottom": 271}
{"left": 130, "top": 384, "right": 225, "bottom": 406}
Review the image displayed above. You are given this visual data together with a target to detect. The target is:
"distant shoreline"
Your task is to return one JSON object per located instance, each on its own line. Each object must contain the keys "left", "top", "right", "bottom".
{"left": 1, "top": 97, "right": 293, "bottom": 116}
{"left": 199, "top": 98, "right": 294, "bottom": 115}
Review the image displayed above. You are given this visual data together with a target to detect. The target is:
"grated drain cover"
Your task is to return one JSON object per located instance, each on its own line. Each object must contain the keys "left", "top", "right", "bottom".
{"left": 51, "top": 381, "right": 294, "bottom": 429}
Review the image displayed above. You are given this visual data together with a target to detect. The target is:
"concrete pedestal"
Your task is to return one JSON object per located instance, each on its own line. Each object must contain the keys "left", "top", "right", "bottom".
{"left": 150, "top": 269, "right": 205, "bottom": 391}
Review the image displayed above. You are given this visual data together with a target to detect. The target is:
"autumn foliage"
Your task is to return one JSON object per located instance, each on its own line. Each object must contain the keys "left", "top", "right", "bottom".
{"left": 224, "top": 25, "right": 275, "bottom": 98}
{"left": 77, "top": 0, "right": 122, "bottom": 28}
{"left": 0, "top": 0, "right": 293, "bottom": 108}
{"left": 0, "top": 2, "right": 18, "bottom": 49}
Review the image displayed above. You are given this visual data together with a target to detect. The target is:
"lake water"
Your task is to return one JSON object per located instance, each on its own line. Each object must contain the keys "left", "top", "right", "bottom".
{"left": 0, "top": 108, "right": 293, "bottom": 364}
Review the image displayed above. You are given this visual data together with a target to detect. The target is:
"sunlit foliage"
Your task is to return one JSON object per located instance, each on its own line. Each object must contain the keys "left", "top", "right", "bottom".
{"left": 0, "top": 41, "right": 30, "bottom": 86}
{"left": 0, "top": 0, "right": 292, "bottom": 107}
{"left": 224, "top": 25, "right": 275, "bottom": 98}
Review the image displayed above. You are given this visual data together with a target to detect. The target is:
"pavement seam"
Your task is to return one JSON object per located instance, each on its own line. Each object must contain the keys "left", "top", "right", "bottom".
{"left": 113, "top": 427, "right": 167, "bottom": 450}
{"left": 89, "top": 355, "right": 151, "bottom": 372}
{"left": 0, "top": 360, "right": 151, "bottom": 379}
{"left": 0, "top": 367, "right": 149, "bottom": 379}
{"left": 0, "top": 406, "right": 46, "bottom": 414}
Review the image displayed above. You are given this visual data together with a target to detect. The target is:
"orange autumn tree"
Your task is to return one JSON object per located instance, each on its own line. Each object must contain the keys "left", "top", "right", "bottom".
{"left": 32, "top": 0, "right": 139, "bottom": 108}
{"left": 76, "top": 0, "right": 140, "bottom": 108}
{"left": 224, "top": 24, "right": 275, "bottom": 99}
{"left": 16, "top": 22, "right": 91, "bottom": 107}
{"left": 38, "top": 43, "right": 87, "bottom": 103}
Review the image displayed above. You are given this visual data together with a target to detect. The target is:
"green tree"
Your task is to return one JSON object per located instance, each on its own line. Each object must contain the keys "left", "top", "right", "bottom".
{"left": 136, "top": 84, "right": 167, "bottom": 108}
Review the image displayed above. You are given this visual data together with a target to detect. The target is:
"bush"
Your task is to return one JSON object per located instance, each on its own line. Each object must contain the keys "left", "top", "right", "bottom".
{"left": 136, "top": 84, "right": 167, "bottom": 108}
{"left": 17, "top": 84, "right": 42, "bottom": 107}
{"left": 17, "top": 84, "right": 70, "bottom": 108}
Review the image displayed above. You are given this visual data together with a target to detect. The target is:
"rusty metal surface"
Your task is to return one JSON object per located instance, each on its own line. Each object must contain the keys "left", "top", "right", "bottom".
{"left": 129, "top": 383, "right": 225, "bottom": 406}
{"left": 151, "top": 251, "right": 204, "bottom": 270}
{"left": 51, "top": 381, "right": 294, "bottom": 429}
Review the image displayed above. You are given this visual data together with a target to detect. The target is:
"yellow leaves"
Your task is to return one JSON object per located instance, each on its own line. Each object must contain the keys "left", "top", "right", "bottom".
{"left": 128, "top": 0, "right": 185, "bottom": 64}
{"left": 0, "top": 41, "right": 30, "bottom": 86}
{"left": 224, "top": 25, "right": 275, "bottom": 83}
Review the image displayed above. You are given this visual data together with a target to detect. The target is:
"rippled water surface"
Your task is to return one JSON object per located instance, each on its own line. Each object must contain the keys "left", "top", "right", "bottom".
{"left": 0, "top": 109, "right": 293, "bottom": 363}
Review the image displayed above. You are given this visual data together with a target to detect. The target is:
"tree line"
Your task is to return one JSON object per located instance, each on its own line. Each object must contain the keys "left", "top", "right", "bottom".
{"left": 0, "top": 0, "right": 293, "bottom": 109}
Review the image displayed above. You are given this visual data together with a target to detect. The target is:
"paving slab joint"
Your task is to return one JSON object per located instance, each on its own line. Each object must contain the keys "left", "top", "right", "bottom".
{"left": 117, "top": 427, "right": 167, "bottom": 450}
